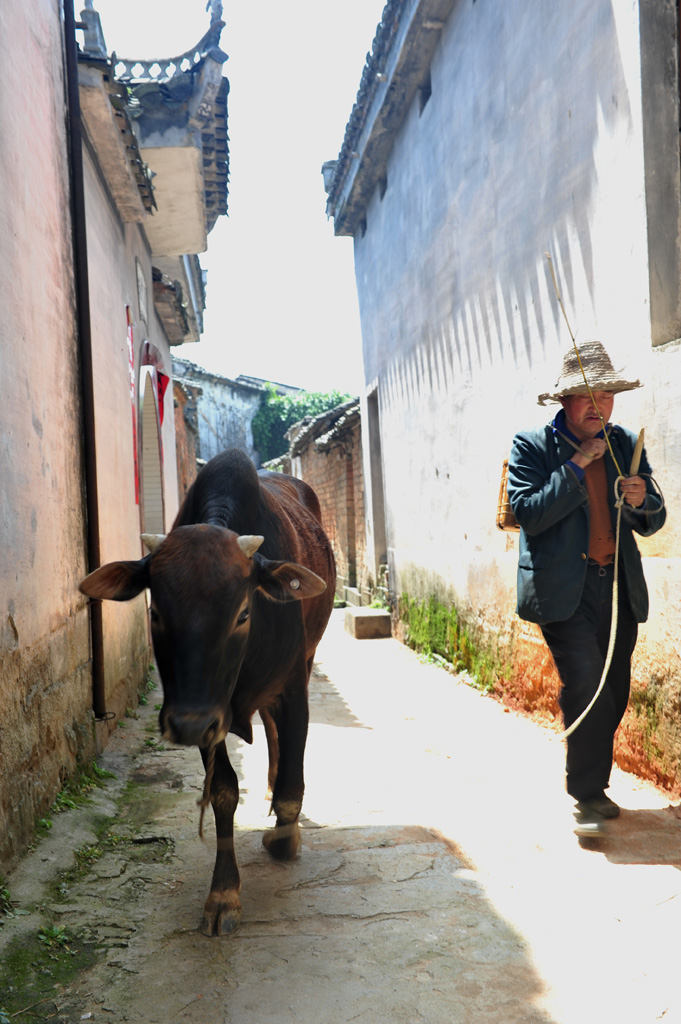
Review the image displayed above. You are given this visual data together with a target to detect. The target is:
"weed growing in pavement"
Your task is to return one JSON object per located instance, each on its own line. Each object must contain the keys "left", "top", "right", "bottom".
{"left": 34, "top": 816, "right": 53, "bottom": 840}
{"left": 74, "top": 844, "right": 104, "bottom": 871}
{"left": 144, "top": 737, "right": 166, "bottom": 750}
{"left": 51, "top": 830, "right": 130, "bottom": 902}
{"left": 29, "top": 762, "right": 116, "bottom": 851}
{"left": 0, "top": 878, "right": 12, "bottom": 916}
{"left": 141, "top": 664, "right": 157, "bottom": 694}
{"left": 0, "top": 878, "right": 22, "bottom": 924}
{"left": 37, "top": 924, "right": 69, "bottom": 948}
{"left": 52, "top": 763, "right": 116, "bottom": 816}
{"left": 144, "top": 717, "right": 167, "bottom": 750}
{"left": 0, "top": 925, "right": 103, "bottom": 1021}
{"left": 1, "top": 736, "right": 173, "bottom": 1020}
{"left": 138, "top": 664, "right": 158, "bottom": 704}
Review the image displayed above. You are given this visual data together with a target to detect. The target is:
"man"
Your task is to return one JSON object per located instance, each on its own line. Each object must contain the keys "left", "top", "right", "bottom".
{"left": 507, "top": 340, "right": 665, "bottom": 836}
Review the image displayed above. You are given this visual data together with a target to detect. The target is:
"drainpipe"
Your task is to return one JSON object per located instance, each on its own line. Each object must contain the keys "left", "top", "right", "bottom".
{"left": 63, "top": 0, "right": 107, "bottom": 719}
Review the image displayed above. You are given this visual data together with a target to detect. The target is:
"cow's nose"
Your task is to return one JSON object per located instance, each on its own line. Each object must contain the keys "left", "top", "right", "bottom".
{"left": 164, "top": 710, "right": 223, "bottom": 747}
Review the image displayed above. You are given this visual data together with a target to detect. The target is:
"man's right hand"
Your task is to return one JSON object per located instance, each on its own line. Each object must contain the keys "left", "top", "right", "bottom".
{"left": 571, "top": 438, "right": 607, "bottom": 469}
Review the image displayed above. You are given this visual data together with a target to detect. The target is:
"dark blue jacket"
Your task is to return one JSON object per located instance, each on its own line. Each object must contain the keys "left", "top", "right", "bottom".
{"left": 508, "top": 421, "right": 665, "bottom": 624}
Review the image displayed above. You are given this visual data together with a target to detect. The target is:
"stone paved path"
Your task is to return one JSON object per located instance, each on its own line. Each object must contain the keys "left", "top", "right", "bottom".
{"left": 3, "top": 608, "right": 681, "bottom": 1023}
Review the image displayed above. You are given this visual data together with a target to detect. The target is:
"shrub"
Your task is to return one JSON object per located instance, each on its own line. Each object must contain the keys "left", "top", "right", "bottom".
{"left": 252, "top": 384, "right": 355, "bottom": 463}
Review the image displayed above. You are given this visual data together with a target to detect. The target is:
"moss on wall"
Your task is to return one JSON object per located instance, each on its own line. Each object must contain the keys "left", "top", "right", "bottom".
{"left": 397, "top": 591, "right": 681, "bottom": 795}
{"left": 617, "top": 671, "right": 681, "bottom": 793}
{"left": 398, "top": 593, "right": 511, "bottom": 695}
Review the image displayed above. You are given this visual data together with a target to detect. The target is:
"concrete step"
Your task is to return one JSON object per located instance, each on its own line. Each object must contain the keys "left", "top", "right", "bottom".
{"left": 344, "top": 606, "right": 392, "bottom": 640}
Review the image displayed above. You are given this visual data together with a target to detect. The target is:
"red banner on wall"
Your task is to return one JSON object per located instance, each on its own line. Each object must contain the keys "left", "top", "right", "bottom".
{"left": 157, "top": 371, "right": 170, "bottom": 426}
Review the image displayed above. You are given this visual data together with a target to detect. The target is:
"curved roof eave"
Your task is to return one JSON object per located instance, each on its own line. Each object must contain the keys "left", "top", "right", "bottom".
{"left": 325, "top": 0, "right": 455, "bottom": 238}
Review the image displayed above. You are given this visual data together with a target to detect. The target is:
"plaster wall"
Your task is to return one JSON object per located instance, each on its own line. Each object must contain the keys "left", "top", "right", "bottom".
{"left": 353, "top": 0, "right": 681, "bottom": 747}
{"left": 82, "top": 148, "right": 183, "bottom": 733}
{"left": 172, "top": 360, "right": 261, "bottom": 466}
{"left": 0, "top": 0, "right": 95, "bottom": 869}
{"left": 140, "top": 145, "right": 207, "bottom": 256}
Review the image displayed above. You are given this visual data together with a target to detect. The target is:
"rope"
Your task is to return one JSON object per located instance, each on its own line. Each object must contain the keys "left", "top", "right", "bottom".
{"left": 544, "top": 253, "right": 623, "bottom": 475}
{"left": 561, "top": 479, "right": 624, "bottom": 739}
{"left": 540, "top": 255, "right": 665, "bottom": 740}
{"left": 555, "top": 426, "right": 611, "bottom": 459}
{"left": 544, "top": 251, "right": 632, "bottom": 738}
{"left": 198, "top": 744, "right": 216, "bottom": 839}
{"left": 560, "top": 471, "right": 665, "bottom": 738}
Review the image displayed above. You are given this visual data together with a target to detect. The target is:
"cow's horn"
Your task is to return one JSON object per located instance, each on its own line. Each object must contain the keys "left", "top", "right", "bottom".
{"left": 237, "top": 534, "right": 264, "bottom": 558}
{"left": 141, "top": 533, "right": 166, "bottom": 553}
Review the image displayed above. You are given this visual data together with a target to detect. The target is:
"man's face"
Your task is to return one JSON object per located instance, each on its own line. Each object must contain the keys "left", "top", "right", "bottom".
{"left": 560, "top": 391, "right": 615, "bottom": 440}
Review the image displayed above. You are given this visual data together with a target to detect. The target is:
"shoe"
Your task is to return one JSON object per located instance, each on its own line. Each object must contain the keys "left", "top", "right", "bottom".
{"left": 576, "top": 794, "right": 620, "bottom": 819}
{"left": 573, "top": 807, "right": 607, "bottom": 837}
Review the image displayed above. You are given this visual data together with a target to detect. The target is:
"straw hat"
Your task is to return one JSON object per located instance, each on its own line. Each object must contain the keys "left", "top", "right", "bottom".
{"left": 537, "top": 340, "right": 642, "bottom": 405}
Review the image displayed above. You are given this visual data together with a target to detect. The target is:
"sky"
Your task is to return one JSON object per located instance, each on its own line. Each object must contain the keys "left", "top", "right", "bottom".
{"left": 90, "top": 0, "right": 387, "bottom": 395}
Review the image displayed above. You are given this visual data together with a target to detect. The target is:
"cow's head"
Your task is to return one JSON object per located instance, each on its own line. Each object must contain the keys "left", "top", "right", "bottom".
{"left": 79, "top": 525, "right": 326, "bottom": 748}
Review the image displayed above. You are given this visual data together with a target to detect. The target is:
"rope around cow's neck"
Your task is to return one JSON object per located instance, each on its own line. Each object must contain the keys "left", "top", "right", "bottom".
{"left": 198, "top": 743, "right": 216, "bottom": 839}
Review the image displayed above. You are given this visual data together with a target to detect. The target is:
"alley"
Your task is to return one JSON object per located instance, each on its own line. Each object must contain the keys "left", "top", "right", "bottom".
{"left": 3, "top": 609, "right": 681, "bottom": 1024}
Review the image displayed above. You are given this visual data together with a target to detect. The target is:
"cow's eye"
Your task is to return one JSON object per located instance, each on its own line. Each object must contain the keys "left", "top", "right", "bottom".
{"left": 237, "top": 608, "right": 250, "bottom": 625}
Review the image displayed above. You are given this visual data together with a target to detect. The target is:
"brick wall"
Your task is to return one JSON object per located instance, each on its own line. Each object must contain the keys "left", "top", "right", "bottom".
{"left": 291, "top": 407, "right": 371, "bottom": 603}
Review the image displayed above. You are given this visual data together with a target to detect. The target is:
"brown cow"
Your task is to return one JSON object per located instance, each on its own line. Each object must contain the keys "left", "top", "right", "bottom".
{"left": 80, "top": 449, "right": 335, "bottom": 935}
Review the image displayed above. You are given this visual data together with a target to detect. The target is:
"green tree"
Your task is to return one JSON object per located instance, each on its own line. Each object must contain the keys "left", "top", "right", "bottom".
{"left": 252, "top": 384, "right": 355, "bottom": 463}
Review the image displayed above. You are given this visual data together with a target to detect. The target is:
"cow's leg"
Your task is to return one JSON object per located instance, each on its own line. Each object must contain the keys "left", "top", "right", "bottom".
{"left": 262, "top": 676, "right": 309, "bottom": 862}
{"left": 200, "top": 742, "right": 242, "bottom": 936}
{"left": 260, "top": 706, "right": 279, "bottom": 798}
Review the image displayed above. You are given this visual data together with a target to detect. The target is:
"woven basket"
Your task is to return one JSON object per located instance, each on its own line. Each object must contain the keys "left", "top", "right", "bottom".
{"left": 496, "top": 459, "right": 519, "bottom": 532}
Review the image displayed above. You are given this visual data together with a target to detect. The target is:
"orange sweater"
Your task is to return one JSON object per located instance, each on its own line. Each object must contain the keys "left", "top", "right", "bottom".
{"left": 584, "top": 457, "right": 615, "bottom": 564}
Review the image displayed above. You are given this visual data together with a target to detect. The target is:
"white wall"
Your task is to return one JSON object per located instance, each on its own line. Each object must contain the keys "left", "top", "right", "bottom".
{"left": 353, "top": 0, "right": 681, "bottom": 676}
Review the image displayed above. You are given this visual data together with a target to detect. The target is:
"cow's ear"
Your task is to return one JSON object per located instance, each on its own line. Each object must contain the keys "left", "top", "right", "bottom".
{"left": 80, "top": 558, "right": 150, "bottom": 601}
{"left": 255, "top": 557, "right": 326, "bottom": 603}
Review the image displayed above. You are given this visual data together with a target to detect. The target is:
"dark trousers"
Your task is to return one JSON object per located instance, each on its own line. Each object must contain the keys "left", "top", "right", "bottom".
{"left": 541, "top": 562, "right": 638, "bottom": 802}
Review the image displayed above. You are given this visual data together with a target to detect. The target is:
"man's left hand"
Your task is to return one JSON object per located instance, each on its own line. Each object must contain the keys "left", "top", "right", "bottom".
{"left": 619, "top": 475, "right": 646, "bottom": 508}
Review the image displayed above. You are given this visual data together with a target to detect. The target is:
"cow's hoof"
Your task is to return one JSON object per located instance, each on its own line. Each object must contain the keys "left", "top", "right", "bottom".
{"left": 201, "top": 891, "right": 241, "bottom": 936}
{"left": 262, "top": 821, "right": 301, "bottom": 861}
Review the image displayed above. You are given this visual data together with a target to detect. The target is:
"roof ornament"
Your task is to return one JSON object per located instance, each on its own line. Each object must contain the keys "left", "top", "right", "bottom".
{"left": 113, "top": 2, "right": 227, "bottom": 84}
{"left": 208, "top": 0, "right": 223, "bottom": 27}
{"left": 78, "top": 1, "right": 107, "bottom": 60}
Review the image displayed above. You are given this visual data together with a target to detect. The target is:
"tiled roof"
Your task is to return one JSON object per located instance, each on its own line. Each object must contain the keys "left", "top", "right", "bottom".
{"left": 78, "top": 52, "right": 156, "bottom": 214}
{"left": 287, "top": 399, "right": 361, "bottom": 456}
{"left": 114, "top": 20, "right": 230, "bottom": 228}
{"left": 325, "top": 0, "right": 455, "bottom": 236}
{"left": 324, "top": 0, "right": 406, "bottom": 214}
